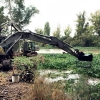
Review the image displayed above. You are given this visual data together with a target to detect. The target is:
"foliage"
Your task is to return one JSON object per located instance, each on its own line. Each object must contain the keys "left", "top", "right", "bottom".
{"left": 75, "top": 11, "right": 88, "bottom": 36}
{"left": 13, "top": 56, "right": 34, "bottom": 70}
{"left": 71, "top": 53, "right": 100, "bottom": 78}
{"left": 53, "top": 26, "right": 61, "bottom": 38}
{"left": 0, "top": 6, "right": 9, "bottom": 24}
{"left": 37, "top": 53, "right": 100, "bottom": 78}
{"left": 38, "top": 54, "right": 77, "bottom": 70}
{"left": 72, "top": 11, "right": 95, "bottom": 47}
{"left": 60, "top": 25, "right": 72, "bottom": 44}
{"left": 35, "top": 28, "right": 44, "bottom": 34}
{"left": 1, "top": 1, "right": 100, "bottom": 47}
{"left": 2, "top": 0, "right": 39, "bottom": 29}
{"left": 89, "top": 10, "right": 100, "bottom": 36}
{"left": 0, "top": 6, "right": 9, "bottom": 35}
{"left": 13, "top": 53, "right": 100, "bottom": 100}
{"left": 44, "top": 22, "right": 50, "bottom": 36}
{"left": 64, "top": 25, "right": 72, "bottom": 37}
{"left": 60, "top": 36, "right": 72, "bottom": 45}
{"left": 2, "top": 0, "right": 13, "bottom": 19}
{"left": 65, "top": 75, "right": 100, "bottom": 100}
{"left": 13, "top": 52, "right": 100, "bottom": 78}
{"left": 13, "top": 56, "right": 42, "bottom": 70}
{"left": 11, "top": 0, "right": 39, "bottom": 28}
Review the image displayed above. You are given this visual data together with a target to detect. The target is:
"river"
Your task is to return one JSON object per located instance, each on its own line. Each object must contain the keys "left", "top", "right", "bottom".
{"left": 37, "top": 49, "right": 66, "bottom": 54}
{"left": 36, "top": 49, "right": 100, "bottom": 85}
{"left": 38, "top": 69, "right": 100, "bottom": 85}
{"left": 36, "top": 48, "right": 100, "bottom": 54}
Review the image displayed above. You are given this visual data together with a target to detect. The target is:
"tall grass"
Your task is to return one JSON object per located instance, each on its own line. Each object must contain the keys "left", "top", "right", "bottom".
{"left": 22, "top": 76, "right": 72, "bottom": 100}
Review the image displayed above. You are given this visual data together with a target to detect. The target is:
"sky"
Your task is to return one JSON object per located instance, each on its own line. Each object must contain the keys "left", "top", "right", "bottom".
{"left": 24, "top": 0, "right": 100, "bottom": 36}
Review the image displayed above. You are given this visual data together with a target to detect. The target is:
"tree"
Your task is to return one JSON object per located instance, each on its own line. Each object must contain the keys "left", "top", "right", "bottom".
{"left": 35, "top": 28, "right": 44, "bottom": 34}
{"left": 1, "top": 0, "right": 15, "bottom": 19}
{"left": 75, "top": 11, "right": 88, "bottom": 36}
{"left": 3, "top": 0, "right": 39, "bottom": 29}
{"left": 89, "top": 10, "right": 100, "bottom": 36}
{"left": 0, "top": 6, "right": 9, "bottom": 35}
{"left": 64, "top": 25, "right": 72, "bottom": 37}
{"left": 60, "top": 25, "right": 72, "bottom": 44}
{"left": 53, "top": 26, "right": 61, "bottom": 38}
{"left": 44, "top": 22, "right": 50, "bottom": 36}
{"left": 0, "top": 6, "right": 9, "bottom": 24}
{"left": 72, "top": 11, "right": 94, "bottom": 47}
{"left": 12, "top": 0, "right": 39, "bottom": 28}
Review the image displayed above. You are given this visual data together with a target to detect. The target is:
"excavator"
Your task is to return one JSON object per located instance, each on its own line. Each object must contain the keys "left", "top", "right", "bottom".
{"left": 0, "top": 21, "right": 93, "bottom": 71}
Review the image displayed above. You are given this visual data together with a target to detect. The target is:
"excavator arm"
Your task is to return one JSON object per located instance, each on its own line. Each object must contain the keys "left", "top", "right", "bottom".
{"left": 0, "top": 21, "right": 93, "bottom": 72}
{"left": 0, "top": 31, "right": 93, "bottom": 61}
{"left": 0, "top": 21, "right": 93, "bottom": 61}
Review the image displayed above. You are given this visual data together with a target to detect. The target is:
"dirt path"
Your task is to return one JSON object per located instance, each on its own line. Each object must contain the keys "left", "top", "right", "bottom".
{"left": 0, "top": 71, "right": 33, "bottom": 100}
{"left": 0, "top": 83, "right": 30, "bottom": 100}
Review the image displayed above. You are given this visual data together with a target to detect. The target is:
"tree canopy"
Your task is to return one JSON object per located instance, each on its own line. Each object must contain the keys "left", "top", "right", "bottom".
{"left": 1, "top": 0, "right": 100, "bottom": 47}
{"left": 2, "top": 0, "right": 39, "bottom": 29}
{"left": 0, "top": 6, "right": 9, "bottom": 24}
{"left": 44, "top": 22, "right": 50, "bottom": 36}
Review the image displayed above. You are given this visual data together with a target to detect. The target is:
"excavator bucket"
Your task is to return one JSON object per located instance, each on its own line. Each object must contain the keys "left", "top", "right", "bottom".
{"left": 76, "top": 53, "right": 93, "bottom": 68}
{"left": 78, "top": 54, "right": 93, "bottom": 61}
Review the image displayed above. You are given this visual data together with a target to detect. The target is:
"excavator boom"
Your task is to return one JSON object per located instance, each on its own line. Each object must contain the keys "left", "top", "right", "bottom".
{"left": 0, "top": 21, "right": 93, "bottom": 71}
{"left": 0, "top": 31, "right": 93, "bottom": 61}
{"left": 0, "top": 21, "right": 93, "bottom": 62}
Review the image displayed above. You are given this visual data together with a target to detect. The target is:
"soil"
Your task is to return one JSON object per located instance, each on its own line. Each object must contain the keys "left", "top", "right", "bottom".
{"left": 0, "top": 71, "right": 32, "bottom": 100}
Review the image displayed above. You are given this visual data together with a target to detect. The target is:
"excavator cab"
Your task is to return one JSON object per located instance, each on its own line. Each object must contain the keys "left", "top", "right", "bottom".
{"left": 22, "top": 41, "right": 39, "bottom": 56}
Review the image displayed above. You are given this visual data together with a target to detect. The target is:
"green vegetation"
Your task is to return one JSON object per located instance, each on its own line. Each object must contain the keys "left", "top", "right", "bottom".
{"left": 1, "top": 1, "right": 100, "bottom": 48}
{"left": 13, "top": 53, "right": 100, "bottom": 99}
{"left": 0, "top": 0, "right": 39, "bottom": 31}
{"left": 1, "top": 0, "right": 100, "bottom": 99}
{"left": 38, "top": 54, "right": 77, "bottom": 70}
{"left": 65, "top": 76, "right": 100, "bottom": 100}
{"left": 13, "top": 53, "right": 100, "bottom": 78}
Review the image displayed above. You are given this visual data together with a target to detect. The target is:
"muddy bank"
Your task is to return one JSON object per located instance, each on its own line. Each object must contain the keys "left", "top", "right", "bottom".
{"left": 0, "top": 71, "right": 32, "bottom": 100}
